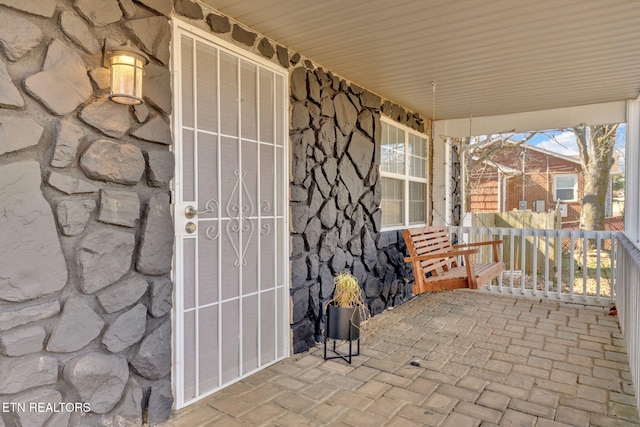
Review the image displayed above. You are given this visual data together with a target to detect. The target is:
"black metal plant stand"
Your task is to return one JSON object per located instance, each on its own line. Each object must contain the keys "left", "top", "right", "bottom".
{"left": 323, "top": 305, "right": 360, "bottom": 364}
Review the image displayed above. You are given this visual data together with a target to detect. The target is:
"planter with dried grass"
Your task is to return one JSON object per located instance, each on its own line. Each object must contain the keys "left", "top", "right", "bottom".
{"left": 324, "top": 272, "right": 370, "bottom": 363}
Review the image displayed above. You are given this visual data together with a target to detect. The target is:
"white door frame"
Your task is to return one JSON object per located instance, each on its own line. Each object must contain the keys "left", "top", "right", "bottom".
{"left": 170, "top": 19, "right": 290, "bottom": 409}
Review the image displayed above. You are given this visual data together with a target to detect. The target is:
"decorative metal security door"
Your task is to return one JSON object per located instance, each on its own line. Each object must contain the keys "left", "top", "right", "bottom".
{"left": 172, "top": 21, "right": 289, "bottom": 408}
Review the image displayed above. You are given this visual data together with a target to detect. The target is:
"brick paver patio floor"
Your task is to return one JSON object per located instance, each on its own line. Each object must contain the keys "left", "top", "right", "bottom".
{"left": 161, "top": 290, "right": 640, "bottom": 426}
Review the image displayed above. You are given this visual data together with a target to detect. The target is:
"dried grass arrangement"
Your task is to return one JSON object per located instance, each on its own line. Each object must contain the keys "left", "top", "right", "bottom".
{"left": 327, "top": 272, "right": 370, "bottom": 321}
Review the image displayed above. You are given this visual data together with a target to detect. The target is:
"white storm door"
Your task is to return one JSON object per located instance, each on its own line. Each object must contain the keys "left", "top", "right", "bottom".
{"left": 172, "top": 21, "right": 289, "bottom": 408}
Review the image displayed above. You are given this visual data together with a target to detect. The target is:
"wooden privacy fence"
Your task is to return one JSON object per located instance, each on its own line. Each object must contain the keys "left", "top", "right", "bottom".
{"left": 471, "top": 211, "right": 561, "bottom": 275}
{"left": 472, "top": 211, "right": 561, "bottom": 230}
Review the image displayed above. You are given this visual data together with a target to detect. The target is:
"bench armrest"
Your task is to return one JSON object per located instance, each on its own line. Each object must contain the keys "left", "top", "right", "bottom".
{"left": 404, "top": 248, "right": 478, "bottom": 263}
{"left": 452, "top": 240, "right": 503, "bottom": 249}
{"left": 453, "top": 240, "right": 503, "bottom": 262}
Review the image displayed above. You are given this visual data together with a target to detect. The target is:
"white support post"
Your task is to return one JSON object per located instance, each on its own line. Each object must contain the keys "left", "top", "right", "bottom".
{"left": 626, "top": 99, "right": 640, "bottom": 241}
{"left": 432, "top": 120, "right": 450, "bottom": 226}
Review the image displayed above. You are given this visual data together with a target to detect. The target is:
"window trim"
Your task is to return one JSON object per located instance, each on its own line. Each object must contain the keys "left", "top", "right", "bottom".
{"left": 554, "top": 173, "right": 578, "bottom": 202}
{"left": 379, "top": 116, "right": 430, "bottom": 231}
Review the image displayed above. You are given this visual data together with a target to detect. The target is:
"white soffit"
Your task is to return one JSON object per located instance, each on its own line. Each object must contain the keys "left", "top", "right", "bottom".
{"left": 437, "top": 101, "right": 627, "bottom": 137}
{"left": 199, "top": 0, "right": 640, "bottom": 121}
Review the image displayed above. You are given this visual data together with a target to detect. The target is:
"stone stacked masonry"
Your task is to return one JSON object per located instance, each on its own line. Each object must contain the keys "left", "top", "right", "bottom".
{"left": 288, "top": 66, "right": 426, "bottom": 353}
{"left": 0, "top": 0, "right": 430, "bottom": 424}
{"left": 0, "top": 0, "right": 175, "bottom": 425}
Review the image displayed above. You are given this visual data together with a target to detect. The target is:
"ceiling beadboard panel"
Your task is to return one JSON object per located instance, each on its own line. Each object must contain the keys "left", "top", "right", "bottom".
{"left": 199, "top": 0, "right": 640, "bottom": 120}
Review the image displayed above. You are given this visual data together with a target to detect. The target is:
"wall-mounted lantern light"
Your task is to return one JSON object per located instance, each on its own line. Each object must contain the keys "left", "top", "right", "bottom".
{"left": 106, "top": 41, "right": 149, "bottom": 105}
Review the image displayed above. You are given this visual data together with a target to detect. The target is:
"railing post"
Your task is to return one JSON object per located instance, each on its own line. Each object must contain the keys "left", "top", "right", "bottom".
{"left": 556, "top": 229, "right": 563, "bottom": 300}
{"left": 569, "top": 230, "right": 576, "bottom": 300}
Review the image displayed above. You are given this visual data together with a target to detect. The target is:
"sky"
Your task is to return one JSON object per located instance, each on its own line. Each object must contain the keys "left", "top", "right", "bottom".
{"left": 528, "top": 131, "right": 580, "bottom": 156}
{"left": 512, "top": 124, "right": 626, "bottom": 167}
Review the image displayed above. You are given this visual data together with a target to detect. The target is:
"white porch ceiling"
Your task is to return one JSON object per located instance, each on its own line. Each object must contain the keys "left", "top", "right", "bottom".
{"left": 198, "top": 0, "right": 640, "bottom": 121}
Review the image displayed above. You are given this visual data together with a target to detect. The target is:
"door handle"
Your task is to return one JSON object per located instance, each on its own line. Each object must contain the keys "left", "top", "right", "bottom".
{"left": 184, "top": 205, "right": 210, "bottom": 219}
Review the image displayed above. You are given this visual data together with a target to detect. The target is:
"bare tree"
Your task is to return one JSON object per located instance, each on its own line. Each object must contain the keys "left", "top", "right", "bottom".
{"left": 464, "top": 132, "right": 539, "bottom": 171}
{"left": 574, "top": 123, "right": 619, "bottom": 231}
{"left": 461, "top": 131, "right": 538, "bottom": 212}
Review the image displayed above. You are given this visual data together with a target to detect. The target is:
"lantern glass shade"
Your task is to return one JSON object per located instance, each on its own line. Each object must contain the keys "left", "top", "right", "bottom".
{"left": 107, "top": 43, "right": 149, "bottom": 105}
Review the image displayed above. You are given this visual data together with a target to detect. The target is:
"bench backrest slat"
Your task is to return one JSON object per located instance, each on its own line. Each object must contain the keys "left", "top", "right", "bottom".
{"left": 403, "top": 226, "right": 457, "bottom": 275}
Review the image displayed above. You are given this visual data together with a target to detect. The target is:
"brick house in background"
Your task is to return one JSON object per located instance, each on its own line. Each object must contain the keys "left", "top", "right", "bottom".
{"left": 469, "top": 143, "right": 588, "bottom": 223}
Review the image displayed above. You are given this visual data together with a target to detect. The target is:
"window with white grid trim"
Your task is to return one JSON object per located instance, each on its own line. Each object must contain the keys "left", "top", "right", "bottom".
{"left": 380, "top": 118, "right": 429, "bottom": 229}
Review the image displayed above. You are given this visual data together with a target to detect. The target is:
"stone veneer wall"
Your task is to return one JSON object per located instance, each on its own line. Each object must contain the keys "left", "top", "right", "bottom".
{"left": 0, "top": 0, "right": 178, "bottom": 425}
{"left": 0, "top": 0, "right": 430, "bottom": 424}
{"left": 288, "top": 68, "right": 428, "bottom": 353}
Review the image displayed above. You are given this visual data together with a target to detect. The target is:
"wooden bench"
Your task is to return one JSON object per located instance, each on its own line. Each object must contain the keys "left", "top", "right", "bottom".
{"left": 402, "top": 226, "right": 505, "bottom": 295}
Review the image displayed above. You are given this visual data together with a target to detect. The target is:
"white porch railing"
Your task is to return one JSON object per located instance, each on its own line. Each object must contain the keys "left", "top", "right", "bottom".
{"left": 448, "top": 226, "right": 617, "bottom": 305}
{"left": 614, "top": 232, "right": 640, "bottom": 410}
